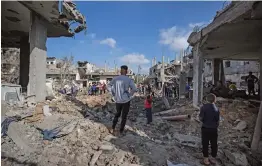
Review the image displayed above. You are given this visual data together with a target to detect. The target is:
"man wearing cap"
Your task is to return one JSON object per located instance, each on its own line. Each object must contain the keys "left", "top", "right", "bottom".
{"left": 107, "top": 65, "right": 137, "bottom": 135}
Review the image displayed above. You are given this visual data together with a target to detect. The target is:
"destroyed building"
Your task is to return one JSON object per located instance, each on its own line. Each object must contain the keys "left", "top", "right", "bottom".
{"left": 76, "top": 61, "right": 135, "bottom": 88}
{"left": 1, "top": 1, "right": 87, "bottom": 102}
{"left": 1, "top": 48, "right": 20, "bottom": 85}
{"left": 187, "top": 1, "right": 262, "bottom": 152}
{"left": 147, "top": 50, "right": 193, "bottom": 99}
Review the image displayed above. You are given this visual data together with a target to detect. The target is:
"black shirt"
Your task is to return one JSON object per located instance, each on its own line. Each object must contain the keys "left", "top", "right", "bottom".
{"left": 199, "top": 103, "right": 220, "bottom": 129}
{"left": 246, "top": 75, "right": 258, "bottom": 85}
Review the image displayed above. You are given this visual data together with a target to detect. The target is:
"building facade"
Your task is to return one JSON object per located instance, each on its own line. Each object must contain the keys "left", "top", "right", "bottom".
{"left": 204, "top": 60, "right": 259, "bottom": 87}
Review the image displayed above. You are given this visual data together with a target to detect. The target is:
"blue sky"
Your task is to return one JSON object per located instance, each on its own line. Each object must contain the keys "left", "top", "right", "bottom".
{"left": 47, "top": 1, "right": 224, "bottom": 74}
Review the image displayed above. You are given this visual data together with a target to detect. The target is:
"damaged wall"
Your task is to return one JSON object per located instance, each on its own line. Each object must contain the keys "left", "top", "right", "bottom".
{"left": 204, "top": 60, "right": 260, "bottom": 87}
{"left": 1, "top": 48, "right": 20, "bottom": 84}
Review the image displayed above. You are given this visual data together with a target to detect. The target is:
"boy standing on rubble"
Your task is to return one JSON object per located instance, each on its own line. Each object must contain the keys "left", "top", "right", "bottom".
{"left": 199, "top": 93, "right": 220, "bottom": 165}
{"left": 107, "top": 65, "right": 137, "bottom": 135}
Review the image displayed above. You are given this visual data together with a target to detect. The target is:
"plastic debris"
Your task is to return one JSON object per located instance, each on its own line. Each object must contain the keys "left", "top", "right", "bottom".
{"left": 1, "top": 116, "right": 20, "bottom": 136}
{"left": 37, "top": 120, "right": 78, "bottom": 141}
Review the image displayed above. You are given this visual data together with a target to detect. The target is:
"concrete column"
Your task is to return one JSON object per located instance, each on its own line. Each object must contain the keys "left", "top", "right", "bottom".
{"left": 27, "top": 13, "right": 47, "bottom": 102}
{"left": 220, "top": 60, "right": 225, "bottom": 84}
{"left": 193, "top": 43, "right": 203, "bottom": 108}
{"left": 251, "top": 55, "right": 262, "bottom": 151}
{"left": 161, "top": 56, "right": 165, "bottom": 83}
{"left": 179, "top": 71, "right": 187, "bottom": 99}
{"left": 212, "top": 58, "right": 220, "bottom": 86}
{"left": 19, "top": 36, "right": 30, "bottom": 90}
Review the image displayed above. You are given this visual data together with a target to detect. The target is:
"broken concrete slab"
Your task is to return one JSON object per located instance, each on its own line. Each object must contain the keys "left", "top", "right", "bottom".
{"left": 173, "top": 134, "right": 201, "bottom": 148}
{"left": 89, "top": 150, "right": 102, "bottom": 166}
{"left": 224, "top": 150, "right": 248, "bottom": 166}
{"left": 99, "top": 143, "right": 114, "bottom": 151}
{"left": 36, "top": 113, "right": 77, "bottom": 130}
{"left": 7, "top": 122, "right": 35, "bottom": 153}
{"left": 103, "top": 134, "right": 117, "bottom": 142}
{"left": 233, "top": 120, "right": 247, "bottom": 131}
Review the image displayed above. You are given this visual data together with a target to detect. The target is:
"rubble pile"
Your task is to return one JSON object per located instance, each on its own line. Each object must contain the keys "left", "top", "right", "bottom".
{"left": 1, "top": 94, "right": 262, "bottom": 166}
{"left": 1, "top": 48, "right": 20, "bottom": 84}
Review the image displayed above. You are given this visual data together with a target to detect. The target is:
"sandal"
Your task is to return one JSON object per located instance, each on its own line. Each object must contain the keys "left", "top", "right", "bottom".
{"left": 202, "top": 158, "right": 210, "bottom": 165}
{"left": 209, "top": 157, "right": 216, "bottom": 165}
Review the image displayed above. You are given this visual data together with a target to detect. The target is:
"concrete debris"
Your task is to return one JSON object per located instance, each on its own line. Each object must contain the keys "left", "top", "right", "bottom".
{"left": 173, "top": 134, "right": 201, "bottom": 148}
{"left": 224, "top": 150, "right": 248, "bottom": 166}
{"left": 233, "top": 120, "right": 247, "bottom": 131}
{"left": 1, "top": 48, "right": 20, "bottom": 84}
{"left": 7, "top": 122, "right": 35, "bottom": 153}
{"left": 1, "top": 94, "right": 261, "bottom": 166}
{"left": 154, "top": 108, "right": 178, "bottom": 116}
{"left": 46, "top": 79, "right": 54, "bottom": 97}
{"left": 167, "top": 160, "right": 191, "bottom": 166}
{"left": 99, "top": 143, "right": 114, "bottom": 151}
{"left": 90, "top": 150, "right": 102, "bottom": 166}
{"left": 162, "top": 96, "right": 171, "bottom": 109}
{"left": 43, "top": 105, "right": 52, "bottom": 116}
{"left": 162, "top": 115, "right": 191, "bottom": 121}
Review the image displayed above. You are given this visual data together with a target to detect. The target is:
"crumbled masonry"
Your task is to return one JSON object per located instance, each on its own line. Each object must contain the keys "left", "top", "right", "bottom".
{"left": 1, "top": 94, "right": 262, "bottom": 166}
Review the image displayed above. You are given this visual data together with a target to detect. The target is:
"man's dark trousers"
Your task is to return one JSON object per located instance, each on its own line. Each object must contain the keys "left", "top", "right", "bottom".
{"left": 112, "top": 101, "right": 130, "bottom": 133}
{"left": 248, "top": 84, "right": 255, "bottom": 96}
{"left": 146, "top": 108, "right": 152, "bottom": 124}
{"left": 201, "top": 127, "right": 218, "bottom": 158}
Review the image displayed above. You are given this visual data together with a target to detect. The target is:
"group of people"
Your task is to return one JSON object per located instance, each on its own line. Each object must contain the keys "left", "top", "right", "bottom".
{"left": 108, "top": 65, "right": 221, "bottom": 165}
{"left": 210, "top": 72, "right": 259, "bottom": 98}
{"left": 137, "top": 84, "right": 154, "bottom": 96}
{"left": 164, "top": 83, "right": 179, "bottom": 98}
{"left": 88, "top": 82, "right": 107, "bottom": 96}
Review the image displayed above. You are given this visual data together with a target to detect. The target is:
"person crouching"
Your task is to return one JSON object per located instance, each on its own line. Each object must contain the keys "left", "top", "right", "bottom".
{"left": 144, "top": 95, "right": 153, "bottom": 125}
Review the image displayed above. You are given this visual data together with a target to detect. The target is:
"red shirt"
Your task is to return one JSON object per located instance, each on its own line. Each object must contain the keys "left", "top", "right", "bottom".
{"left": 144, "top": 97, "right": 152, "bottom": 108}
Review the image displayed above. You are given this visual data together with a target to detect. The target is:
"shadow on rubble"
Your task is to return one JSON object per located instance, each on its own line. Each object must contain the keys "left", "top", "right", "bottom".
{"left": 1, "top": 155, "right": 37, "bottom": 166}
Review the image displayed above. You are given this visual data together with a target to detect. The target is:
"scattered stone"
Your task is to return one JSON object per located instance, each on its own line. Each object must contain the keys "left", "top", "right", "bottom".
{"left": 224, "top": 150, "right": 248, "bottom": 166}
{"left": 154, "top": 139, "right": 163, "bottom": 144}
{"left": 1, "top": 93, "right": 257, "bottom": 166}
{"left": 99, "top": 143, "right": 114, "bottom": 151}
{"left": 103, "top": 134, "right": 117, "bottom": 141}
{"left": 233, "top": 121, "right": 247, "bottom": 131}
{"left": 173, "top": 134, "right": 201, "bottom": 148}
{"left": 6, "top": 122, "right": 35, "bottom": 153}
{"left": 89, "top": 150, "right": 102, "bottom": 166}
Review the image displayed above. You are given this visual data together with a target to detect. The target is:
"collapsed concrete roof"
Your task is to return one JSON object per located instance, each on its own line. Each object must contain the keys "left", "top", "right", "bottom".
{"left": 2, "top": 1, "right": 87, "bottom": 47}
{"left": 187, "top": 1, "right": 262, "bottom": 60}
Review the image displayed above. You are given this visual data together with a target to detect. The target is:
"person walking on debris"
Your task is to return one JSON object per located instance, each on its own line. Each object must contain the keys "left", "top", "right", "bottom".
{"left": 107, "top": 65, "right": 137, "bottom": 135}
{"left": 144, "top": 95, "right": 153, "bottom": 125}
{"left": 245, "top": 71, "right": 258, "bottom": 97}
{"left": 199, "top": 93, "right": 220, "bottom": 165}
